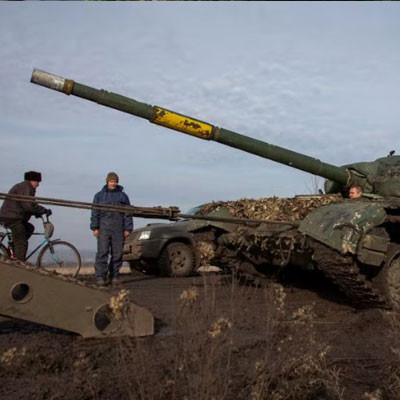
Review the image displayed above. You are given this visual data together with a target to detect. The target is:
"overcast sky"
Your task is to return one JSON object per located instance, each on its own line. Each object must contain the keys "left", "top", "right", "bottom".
{"left": 1, "top": 3, "right": 399, "bottom": 252}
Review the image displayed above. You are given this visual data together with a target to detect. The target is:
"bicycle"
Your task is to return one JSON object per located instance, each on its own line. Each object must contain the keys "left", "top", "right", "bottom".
{"left": 0, "top": 216, "right": 81, "bottom": 277}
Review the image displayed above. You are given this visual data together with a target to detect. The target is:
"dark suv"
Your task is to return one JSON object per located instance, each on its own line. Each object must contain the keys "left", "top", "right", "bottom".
{"left": 122, "top": 205, "right": 236, "bottom": 277}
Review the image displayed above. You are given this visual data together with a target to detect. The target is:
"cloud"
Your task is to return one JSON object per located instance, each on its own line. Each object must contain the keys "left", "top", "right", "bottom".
{"left": 1, "top": 3, "right": 399, "bottom": 249}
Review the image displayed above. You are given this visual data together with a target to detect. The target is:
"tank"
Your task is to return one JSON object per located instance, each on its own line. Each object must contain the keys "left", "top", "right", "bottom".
{"left": 31, "top": 69, "right": 400, "bottom": 307}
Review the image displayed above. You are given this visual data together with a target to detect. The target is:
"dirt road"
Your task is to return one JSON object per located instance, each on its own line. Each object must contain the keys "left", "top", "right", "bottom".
{"left": 0, "top": 270, "right": 398, "bottom": 400}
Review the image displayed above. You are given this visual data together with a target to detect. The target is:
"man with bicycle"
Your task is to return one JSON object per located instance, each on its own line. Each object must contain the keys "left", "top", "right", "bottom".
{"left": 0, "top": 171, "right": 52, "bottom": 261}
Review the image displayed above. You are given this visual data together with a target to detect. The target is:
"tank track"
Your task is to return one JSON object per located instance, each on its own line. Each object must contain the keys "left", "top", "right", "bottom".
{"left": 311, "top": 242, "right": 389, "bottom": 309}
{"left": 211, "top": 232, "right": 390, "bottom": 308}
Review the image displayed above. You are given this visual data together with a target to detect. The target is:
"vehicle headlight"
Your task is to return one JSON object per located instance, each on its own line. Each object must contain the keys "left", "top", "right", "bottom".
{"left": 138, "top": 230, "right": 151, "bottom": 240}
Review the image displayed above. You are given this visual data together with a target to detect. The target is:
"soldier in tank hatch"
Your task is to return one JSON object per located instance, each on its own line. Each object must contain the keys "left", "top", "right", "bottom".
{"left": 90, "top": 172, "right": 133, "bottom": 286}
{"left": 349, "top": 186, "right": 363, "bottom": 199}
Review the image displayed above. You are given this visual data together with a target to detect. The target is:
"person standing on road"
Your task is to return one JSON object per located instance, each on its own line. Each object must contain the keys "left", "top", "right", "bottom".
{"left": 90, "top": 172, "right": 133, "bottom": 286}
{"left": 0, "top": 171, "right": 52, "bottom": 261}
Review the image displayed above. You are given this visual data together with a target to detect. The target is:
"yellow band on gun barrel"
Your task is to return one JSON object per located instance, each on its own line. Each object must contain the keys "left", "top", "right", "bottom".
{"left": 152, "top": 107, "right": 213, "bottom": 140}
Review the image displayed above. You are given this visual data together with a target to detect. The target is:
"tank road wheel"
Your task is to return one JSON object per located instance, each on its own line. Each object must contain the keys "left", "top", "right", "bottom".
{"left": 158, "top": 242, "right": 195, "bottom": 277}
{"left": 372, "top": 244, "right": 400, "bottom": 307}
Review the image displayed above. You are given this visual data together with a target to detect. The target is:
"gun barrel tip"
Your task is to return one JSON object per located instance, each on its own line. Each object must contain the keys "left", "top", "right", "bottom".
{"left": 30, "top": 69, "right": 66, "bottom": 92}
{"left": 30, "top": 68, "right": 41, "bottom": 83}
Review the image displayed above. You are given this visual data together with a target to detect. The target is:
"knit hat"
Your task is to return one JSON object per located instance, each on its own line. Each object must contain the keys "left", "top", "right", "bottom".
{"left": 106, "top": 172, "right": 119, "bottom": 183}
{"left": 24, "top": 171, "right": 42, "bottom": 182}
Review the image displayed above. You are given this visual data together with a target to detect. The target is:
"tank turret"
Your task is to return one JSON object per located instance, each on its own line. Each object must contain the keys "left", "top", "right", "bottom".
{"left": 30, "top": 69, "right": 400, "bottom": 197}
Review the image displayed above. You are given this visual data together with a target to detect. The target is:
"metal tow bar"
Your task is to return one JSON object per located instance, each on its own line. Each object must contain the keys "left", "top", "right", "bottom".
{"left": 0, "top": 256, "right": 154, "bottom": 338}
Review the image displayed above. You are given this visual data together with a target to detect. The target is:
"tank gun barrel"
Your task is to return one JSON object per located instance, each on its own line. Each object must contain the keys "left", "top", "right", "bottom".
{"left": 31, "top": 69, "right": 349, "bottom": 186}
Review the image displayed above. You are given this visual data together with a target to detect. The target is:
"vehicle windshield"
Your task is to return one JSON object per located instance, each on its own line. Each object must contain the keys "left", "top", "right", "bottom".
{"left": 185, "top": 205, "right": 202, "bottom": 216}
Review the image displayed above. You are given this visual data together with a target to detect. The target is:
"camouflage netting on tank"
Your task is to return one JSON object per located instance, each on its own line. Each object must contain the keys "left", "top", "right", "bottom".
{"left": 196, "top": 194, "right": 343, "bottom": 269}
{"left": 199, "top": 194, "right": 343, "bottom": 222}
{"left": 218, "top": 225, "right": 303, "bottom": 268}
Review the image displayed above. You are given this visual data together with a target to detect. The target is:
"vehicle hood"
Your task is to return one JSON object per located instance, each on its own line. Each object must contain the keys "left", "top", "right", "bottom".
{"left": 126, "top": 220, "right": 190, "bottom": 241}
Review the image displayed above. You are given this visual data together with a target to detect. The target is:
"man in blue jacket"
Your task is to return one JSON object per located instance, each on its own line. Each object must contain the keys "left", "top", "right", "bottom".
{"left": 90, "top": 172, "right": 133, "bottom": 286}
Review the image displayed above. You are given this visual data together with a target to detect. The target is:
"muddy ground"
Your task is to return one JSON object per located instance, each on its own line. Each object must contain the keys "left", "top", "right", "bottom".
{"left": 1, "top": 269, "right": 399, "bottom": 400}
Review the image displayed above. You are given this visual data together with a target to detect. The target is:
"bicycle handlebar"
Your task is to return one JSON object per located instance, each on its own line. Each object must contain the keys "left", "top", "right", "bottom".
{"left": 40, "top": 215, "right": 50, "bottom": 224}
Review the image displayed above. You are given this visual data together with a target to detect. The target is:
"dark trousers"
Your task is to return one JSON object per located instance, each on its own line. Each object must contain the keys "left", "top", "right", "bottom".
{"left": 94, "top": 230, "right": 124, "bottom": 279}
{"left": 6, "top": 221, "right": 34, "bottom": 261}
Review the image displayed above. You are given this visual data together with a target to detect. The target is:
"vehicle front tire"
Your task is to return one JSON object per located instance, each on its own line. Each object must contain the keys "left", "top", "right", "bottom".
{"left": 158, "top": 242, "right": 195, "bottom": 277}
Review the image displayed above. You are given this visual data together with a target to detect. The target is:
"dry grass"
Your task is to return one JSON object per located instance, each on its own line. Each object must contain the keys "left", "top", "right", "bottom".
{"left": 0, "top": 275, "right": 349, "bottom": 399}
{"left": 379, "top": 304, "right": 400, "bottom": 400}
{"left": 113, "top": 276, "right": 345, "bottom": 400}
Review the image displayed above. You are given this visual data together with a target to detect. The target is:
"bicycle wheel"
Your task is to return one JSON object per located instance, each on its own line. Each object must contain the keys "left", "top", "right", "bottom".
{"left": 0, "top": 243, "right": 9, "bottom": 259}
{"left": 37, "top": 241, "right": 81, "bottom": 277}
